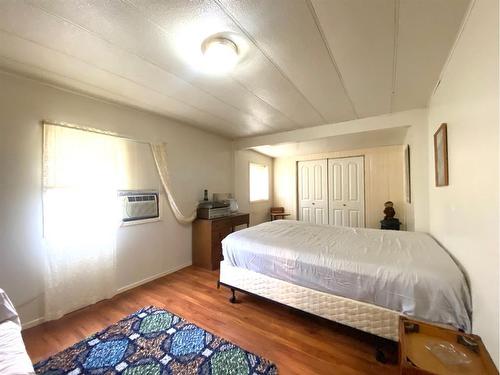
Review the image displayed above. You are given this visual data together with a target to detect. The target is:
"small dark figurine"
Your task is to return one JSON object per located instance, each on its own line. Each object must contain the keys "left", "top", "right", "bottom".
{"left": 383, "top": 201, "right": 396, "bottom": 219}
{"left": 380, "top": 201, "right": 401, "bottom": 230}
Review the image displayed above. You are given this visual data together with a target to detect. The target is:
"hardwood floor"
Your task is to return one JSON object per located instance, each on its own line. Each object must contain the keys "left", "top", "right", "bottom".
{"left": 23, "top": 266, "right": 398, "bottom": 374}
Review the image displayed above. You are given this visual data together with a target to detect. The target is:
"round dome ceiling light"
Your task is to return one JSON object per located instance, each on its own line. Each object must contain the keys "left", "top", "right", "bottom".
{"left": 201, "top": 36, "right": 239, "bottom": 73}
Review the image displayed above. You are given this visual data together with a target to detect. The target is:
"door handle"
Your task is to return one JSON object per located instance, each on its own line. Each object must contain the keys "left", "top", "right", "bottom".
{"left": 343, "top": 204, "right": 346, "bottom": 206}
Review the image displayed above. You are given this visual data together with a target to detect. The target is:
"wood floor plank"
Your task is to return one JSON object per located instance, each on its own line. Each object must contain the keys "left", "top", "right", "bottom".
{"left": 22, "top": 266, "right": 398, "bottom": 374}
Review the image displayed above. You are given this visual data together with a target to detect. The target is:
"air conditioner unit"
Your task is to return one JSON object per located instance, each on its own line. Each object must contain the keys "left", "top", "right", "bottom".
{"left": 119, "top": 191, "right": 159, "bottom": 222}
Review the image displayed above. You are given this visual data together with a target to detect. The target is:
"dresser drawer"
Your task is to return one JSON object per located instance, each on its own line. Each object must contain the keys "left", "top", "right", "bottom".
{"left": 212, "top": 241, "right": 223, "bottom": 265}
{"left": 192, "top": 213, "right": 249, "bottom": 270}
{"left": 212, "top": 226, "right": 232, "bottom": 246}
{"left": 212, "top": 218, "right": 232, "bottom": 232}
{"left": 231, "top": 214, "right": 249, "bottom": 227}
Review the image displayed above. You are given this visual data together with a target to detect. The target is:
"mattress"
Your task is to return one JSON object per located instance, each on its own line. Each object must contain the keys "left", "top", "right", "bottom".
{"left": 0, "top": 289, "right": 34, "bottom": 375}
{"left": 220, "top": 261, "right": 401, "bottom": 341}
{"left": 222, "top": 220, "right": 472, "bottom": 332}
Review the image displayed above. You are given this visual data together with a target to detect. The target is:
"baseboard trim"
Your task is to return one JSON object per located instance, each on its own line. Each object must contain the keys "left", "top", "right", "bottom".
{"left": 21, "top": 262, "right": 192, "bottom": 330}
{"left": 22, "top": 317, "right": 45, "bottom": 330}
{"left": 116, "top": 262, "right": 192, "bottom": 294}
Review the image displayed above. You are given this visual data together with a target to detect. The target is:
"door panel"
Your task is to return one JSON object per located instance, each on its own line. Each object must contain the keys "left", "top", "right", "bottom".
{"left": 328, "top": 156, "right": 365, "bottom": 227}
{"left": 349, "top": 210, "right": 360, "bottom": 227}
{"left": 301, "top": 207, "right": 311, "bottom": 223}
{"left": 332, "top": 209, "right": 343, "bottom": 226}
{"left": 300, "top": 165, "right": 310, "bottom": 200}
{"left": 315, "top": 208, "right": 327, "bottom": 225}
{"left": 332, "top": 163, "right": 343, "bottom": 201}
{"left": 348, "top": 162, "right": 358, "bottom": 200}
{"left": 298, "top": 160, "right": 328, "bottom": 224}
{"left": 314, "top": 164, "right": 324, "bottom": 200}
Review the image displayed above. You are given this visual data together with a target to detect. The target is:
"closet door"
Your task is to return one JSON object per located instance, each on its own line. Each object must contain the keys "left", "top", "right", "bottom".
{"left": 328, "top": 156, "right": 365, "bottom": 227}
{"left": 297, "top": 160, "right": 328, "bottom": 224}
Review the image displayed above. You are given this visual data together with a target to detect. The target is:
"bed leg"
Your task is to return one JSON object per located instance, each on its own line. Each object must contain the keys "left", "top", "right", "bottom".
{"left": 229, "top": 288, "right": 237, "bottom": 304}
{"left": 216, "top": 280, "right": 220, "bottom": 289}
{"left": 375, "top": 347, "right": 387, "bottom": 363}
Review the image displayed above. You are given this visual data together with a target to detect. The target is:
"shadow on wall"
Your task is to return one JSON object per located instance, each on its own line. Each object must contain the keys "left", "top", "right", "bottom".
{"left": 249, "top": 200, "right": 272, "bottom": 226}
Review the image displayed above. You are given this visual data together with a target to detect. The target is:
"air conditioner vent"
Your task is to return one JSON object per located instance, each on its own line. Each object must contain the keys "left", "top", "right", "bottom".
{"left": 119, "top": 191, "right": 159, "bottom": 222}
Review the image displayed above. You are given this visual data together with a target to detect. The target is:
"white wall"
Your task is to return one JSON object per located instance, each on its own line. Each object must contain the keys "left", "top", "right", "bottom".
{"left": 237, "top": 109, "right": 428, "bottom": 231}
{"left": 234, "top": 108, "right": 427, "bottom": 149}
{"left": 274, "top": 145, "right": 407, "bottom": 230}
{"left": 427, "top": 0, "right": 499, "bottom": 365}
{"left": 234, "top": 149, "right": 273, "bottom": 226}
{"left": 403, "top": 110, "right": 429, "bottom": 232}
{"left": 0, "top": 71, "right": 233, "bottom": 327}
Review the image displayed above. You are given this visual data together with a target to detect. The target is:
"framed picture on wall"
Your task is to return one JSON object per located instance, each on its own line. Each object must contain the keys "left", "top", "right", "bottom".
{"left": 404, "top": 145, "right": 411, "bottom": 203}
{"left": 434, "top": 123, "right": 449, "bottom": 186}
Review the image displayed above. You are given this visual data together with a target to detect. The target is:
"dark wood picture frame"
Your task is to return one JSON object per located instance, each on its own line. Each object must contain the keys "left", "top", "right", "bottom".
{"left": 404, "top": 144, "right": 411, "bottom": 203}
{"left": 434, "top": 123, "right": 449, "bottom": 186}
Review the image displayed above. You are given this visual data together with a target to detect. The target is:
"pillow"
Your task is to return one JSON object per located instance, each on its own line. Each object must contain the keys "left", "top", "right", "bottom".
{"left": 0, "top": 289, "right": 20, "bottom": 327}
{"left": 0, "top": 289, "right": 34, "bottom": 374}
{"left": 0, "top": 320, "right": 35, "bottom": 374}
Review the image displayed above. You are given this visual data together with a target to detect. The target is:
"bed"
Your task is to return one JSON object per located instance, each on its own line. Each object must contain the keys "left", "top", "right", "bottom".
{"left": 219, "top": 220, "right": 472, "bottom": 341}
{"left": 0, "top": 289, "right": 34, "bottom": 375}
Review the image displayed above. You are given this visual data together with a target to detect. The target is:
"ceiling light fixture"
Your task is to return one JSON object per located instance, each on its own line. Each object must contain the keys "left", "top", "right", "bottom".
{"left": 201, "top": 36, "right": 239, "bottom": 73}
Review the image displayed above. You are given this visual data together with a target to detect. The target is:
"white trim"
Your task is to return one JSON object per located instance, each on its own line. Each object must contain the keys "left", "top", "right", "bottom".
{"left": 22, "top": 317, "right": 45, "bottom": 330}
{"left": 21, "top": 262, "right": 192, "bottom": 330}
{"left": 116, "top": 262, "right": 192, "bottom": 294}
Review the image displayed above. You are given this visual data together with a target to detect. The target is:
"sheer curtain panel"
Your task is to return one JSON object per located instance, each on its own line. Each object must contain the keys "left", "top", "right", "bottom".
{"left": 42, "top": 123, "right": 121, "bottom": 320}
{"left": 150, "top": 143, "right": 197, "bottom": 224}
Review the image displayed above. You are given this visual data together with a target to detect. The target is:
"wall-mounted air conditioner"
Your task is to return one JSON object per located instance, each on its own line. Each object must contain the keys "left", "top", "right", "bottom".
{"left": 119, "top": 190, "right": 159, "bottom": 222}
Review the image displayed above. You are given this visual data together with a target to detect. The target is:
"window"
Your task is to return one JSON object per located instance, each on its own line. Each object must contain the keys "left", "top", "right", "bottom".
{"left": 43, "top": 123, "right": 123, "bottom": 319}
{"left": 249, "top": 162, "right": 269, "bottom": 202}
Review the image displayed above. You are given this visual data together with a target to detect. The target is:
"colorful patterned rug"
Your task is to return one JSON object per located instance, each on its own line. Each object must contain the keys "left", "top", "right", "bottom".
{"left": 34, "top": 306, "right": 277, "bottom": 374}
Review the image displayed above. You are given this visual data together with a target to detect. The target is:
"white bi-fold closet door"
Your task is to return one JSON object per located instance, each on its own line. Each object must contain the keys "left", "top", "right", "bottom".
{"left": 298, "top": 156, "right": 365, "bottom": 228}
{"left": 297, "top": 159, "right": 328, "bottom": 224}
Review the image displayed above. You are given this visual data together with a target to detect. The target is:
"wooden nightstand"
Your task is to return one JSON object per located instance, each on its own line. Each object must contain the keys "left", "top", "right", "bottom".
{"left": 192, "top": 213, "right": 249, "bottom": 270}
{"left": 399, "top": 317, "right": 497, "bottom": 374}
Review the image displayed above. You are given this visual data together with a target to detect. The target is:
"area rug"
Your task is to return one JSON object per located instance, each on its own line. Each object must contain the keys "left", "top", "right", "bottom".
{"left": 34, "top": 306, "right": 277, "bottom": 374}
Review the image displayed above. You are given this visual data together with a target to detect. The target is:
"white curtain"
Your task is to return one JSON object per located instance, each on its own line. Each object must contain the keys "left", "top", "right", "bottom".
{"left": 43, "top": 124, "right": 122, "bottom": 320}
{"left": 150, "top": 143, "right": 197, "bottom": 224}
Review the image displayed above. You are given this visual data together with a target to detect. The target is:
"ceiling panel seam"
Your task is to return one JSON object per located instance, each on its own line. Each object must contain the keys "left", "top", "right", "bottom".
{"left": 0, "top": 26, "right": 248, "bottom": 134}
{"left": 430, "top": 0, "right": 477, "bottom": 100}
{"left": 0, "top": 55, "right": 154, "bottom": 108}
{"left": 121, "top": 0, "right": 305, "bottom": 131}
{"left": 121, "top": 0, "right": 298, "bottom": 130}
{"left": 229, "top": 77, "right": 300, "bottom": 129}
{"left": 0, "top": 55, "right": 237, "bottom": 138}
{"left": 305, "top": 0, "right": 359, "bottom": 119}
{"left": 389, "top": 0, "right": 400, "bottom": 113}
{"left": 212, "top": 0, "right": 328, "bottom": 124}
{"left": 27, "top": 1, "right": 275, "bottom": 133}
{"left": 120, "top": 0, "right": 299, "bottom": 130}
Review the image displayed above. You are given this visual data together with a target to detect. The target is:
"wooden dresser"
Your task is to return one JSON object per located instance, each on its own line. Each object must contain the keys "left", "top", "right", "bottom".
{"left": 192, "top": 212, "right": 249, "bottom": 270}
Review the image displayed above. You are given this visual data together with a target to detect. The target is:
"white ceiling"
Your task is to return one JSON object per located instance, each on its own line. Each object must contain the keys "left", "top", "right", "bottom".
{"left": 0, "top": 0, "right": 469, "bottom": 138}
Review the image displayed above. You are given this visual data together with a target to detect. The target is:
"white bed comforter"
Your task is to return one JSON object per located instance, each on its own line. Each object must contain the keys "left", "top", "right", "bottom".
{"left": 0, "top": 289, "right": 34, "bottom": 375}
{"left": 222, "top": 220, "right": 472, "bottom": 331}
